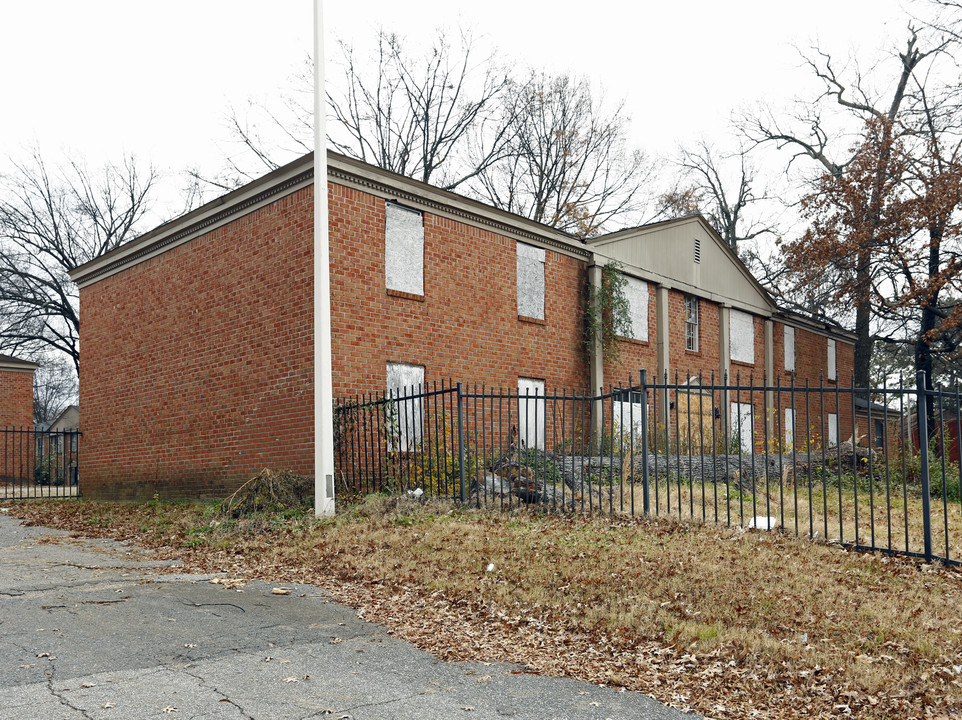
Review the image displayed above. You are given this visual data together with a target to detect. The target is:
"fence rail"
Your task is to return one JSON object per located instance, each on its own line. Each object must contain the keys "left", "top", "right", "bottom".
{"left": 334, "top": 371, "right": 962, "bottom": 565}
{"left": 0, "top": 428, "right": 81, "bottom": 499}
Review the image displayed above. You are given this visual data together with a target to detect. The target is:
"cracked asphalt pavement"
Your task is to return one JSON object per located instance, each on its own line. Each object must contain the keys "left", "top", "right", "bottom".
{"left": 0, "top": 511, "right": 696, "bottom": 720}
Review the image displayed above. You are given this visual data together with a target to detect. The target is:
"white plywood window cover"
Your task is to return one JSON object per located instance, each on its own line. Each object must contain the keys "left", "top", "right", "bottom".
{"left": 784, "top": 325, "right": 795, "bottom": 372}
{"left": 385, "top": 203, "right": 424, "bottom": 295}
{"left": 624, "top": 275, "right": 649, "bottom": 342}
{"left": 518, "top": 378, "right": 546, "bottom": 450}
{"left": 613, "top": 389, "right": 647, "bottom": 442}
{"left": 730, "top": 309, "right": 754, "bottom": 365}
{"left": 730, "top": 402, "right": 754, "bottom": 453}
{"left": 785, "top": 408, "right": 795, "bottom": 448}
{"left": 828, "top": 413, "right": 839, "bottom": 447}
{"left": 827, "top": 338, "right": 837, "bottom": 381}
{"left": 517, "top": 242, "right": 546, "bottom": 319}
{"left": 386, "top": 362, "right": 425, "bottom": 451}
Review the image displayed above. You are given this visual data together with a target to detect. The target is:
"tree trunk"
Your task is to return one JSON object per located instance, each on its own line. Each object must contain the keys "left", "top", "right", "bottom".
{"left": 915, "top": 223, "right": 943, "bottom": 441}
{"left": 853, "top": 247, "right": 874, "bottom": 389}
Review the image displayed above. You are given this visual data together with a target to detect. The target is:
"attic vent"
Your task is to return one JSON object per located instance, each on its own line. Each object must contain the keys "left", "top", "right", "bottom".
{"left": 693, "top": 237, "right": 701, "bottom": 264}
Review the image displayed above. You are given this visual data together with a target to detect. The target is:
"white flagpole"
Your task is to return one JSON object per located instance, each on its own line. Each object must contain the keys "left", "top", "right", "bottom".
{"left": 314, "top": 0, "right": 335, "bottom": 516}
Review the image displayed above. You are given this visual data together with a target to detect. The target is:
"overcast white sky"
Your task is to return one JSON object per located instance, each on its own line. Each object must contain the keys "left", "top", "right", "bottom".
{"left": 1, "top": 0, "right": 913, "bottom": 207}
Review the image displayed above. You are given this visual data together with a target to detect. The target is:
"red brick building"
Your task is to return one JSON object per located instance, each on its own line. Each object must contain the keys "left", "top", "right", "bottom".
{"left": 70, "top": 152, "right": 855, "bottom": 499}
{"left": 0, "top": 354, "right": 37, "bottom": 429}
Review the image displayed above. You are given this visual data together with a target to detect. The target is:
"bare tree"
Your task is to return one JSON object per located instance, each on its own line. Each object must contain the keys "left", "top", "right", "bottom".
{"left": 0, "top": 151, "right": 157, "bottom": 373}
{"left": 740, "top": 28, "right": 945, "bottom": 387}
{"left": 472, "top": 72, "right": 654, "bottom": 237}
{"left": 219, "top": 31, "right": 652, "bottom": 236}
{"left": 664, "top": 141, "right": 778, "bottom": 255}
{"left": 220, "top": 28, "right": 514, "bottom": 194}
{"left": 328, "top": 29, "right": 515, "bottom": 190}
{"left": 33, "top": 353, "right": 78, "bottom": 426}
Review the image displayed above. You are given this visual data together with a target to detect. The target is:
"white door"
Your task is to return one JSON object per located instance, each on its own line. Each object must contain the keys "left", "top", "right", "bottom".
{"left": 518, "top": 378, "right": 545, "bottom": 450}
{"left": 730, "top": 402, "right": 754, "bottom": 453}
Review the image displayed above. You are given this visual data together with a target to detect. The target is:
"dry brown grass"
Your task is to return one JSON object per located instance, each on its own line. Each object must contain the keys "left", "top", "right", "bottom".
{"left": 609, "top": 472, "right": 962, "bottom": 561}
{"left": 3, "top": 497, "right": 962, "bottom": 719}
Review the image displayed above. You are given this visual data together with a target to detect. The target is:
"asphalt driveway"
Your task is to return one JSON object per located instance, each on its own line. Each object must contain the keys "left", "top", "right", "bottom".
{"left": 0, "top": 511, "right": 695, "bottom": 720}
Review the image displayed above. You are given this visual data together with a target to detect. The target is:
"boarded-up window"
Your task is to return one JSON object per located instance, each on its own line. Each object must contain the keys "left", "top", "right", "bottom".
{"left": 385, "top": 203, "right": 424, "bottom": 295}
{"left": 517, "top": 243, "right": 546, "bottom": 319}
{"left": 730, "top": 402, "right": 754, "bottom": 453}
{"left": 827, "top": 338, "right": 837, "bottom": 381}
{"left": 828, "top": 413, "right": 839, "bottom": 447}
{"left": 624, "top": 276, "right": 649, "bottom": 342}
{"left": 784, "top": 325, "right": 795, "bottom": 371}
{"left": 612, "top": 387, "right": 647, "bottom": 441}
{"left": 518, "top": 378, "right": 545, "bottom": 450}
{"left": 730, "top": 310, "right": 754, "bottom": 365}
{"left": 386, "top": 362, "right": 424, "bottom": 451}
{"left": 785, "top": 408, "right": 795, "bottom": 448}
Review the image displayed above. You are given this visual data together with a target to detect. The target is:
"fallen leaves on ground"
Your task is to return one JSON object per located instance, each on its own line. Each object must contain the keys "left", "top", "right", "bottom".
{"left": 7, "top": 497, "right": 962, "bottom": 720}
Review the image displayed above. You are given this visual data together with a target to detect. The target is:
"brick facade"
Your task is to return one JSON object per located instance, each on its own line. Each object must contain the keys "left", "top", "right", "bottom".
{"left": 0, "top": 365, "right": 34, "bottom": 429}
{"left": 73, "top": 153, "right": 857, "bottom": 499}
{"left": 80, "top": 190, "right": 315, "bottom": 499}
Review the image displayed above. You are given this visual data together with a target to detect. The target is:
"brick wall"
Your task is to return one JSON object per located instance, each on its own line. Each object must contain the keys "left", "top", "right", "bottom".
{"left": 329, "top": 182, "right": 588, "bottom": 398}
{"left": 80, "top": 189, "right": 315, "bottom": 500}
{"left": 80, "top": 181, "right": 589, "bottom": 499}
{"left": 78, "top": 173, "right": 857, "bottom": 499}
{"left": 0, "top": 369, "right": 34, "bottom": 429}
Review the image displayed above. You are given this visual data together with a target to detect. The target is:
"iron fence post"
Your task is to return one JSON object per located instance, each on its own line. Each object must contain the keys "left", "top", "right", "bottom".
{"left": 917, "top": 370, "right": 933, "bottom": 562}
{"left": 640, "top": 369, "right": 650, "bottom": 516}
{"left": 457, "top": 382, "right": 467, "bottom": 503}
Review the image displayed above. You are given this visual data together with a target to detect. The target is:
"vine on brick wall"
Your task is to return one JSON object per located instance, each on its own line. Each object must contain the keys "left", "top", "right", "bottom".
{"left": 585, "top": 263, "right": 633, "bottom": 365}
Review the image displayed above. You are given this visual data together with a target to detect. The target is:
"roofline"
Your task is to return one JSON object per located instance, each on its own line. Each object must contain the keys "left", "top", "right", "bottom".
{"left": 589, "top": 214, "right": 778, "bottom": 311}
{"left": 593, "top": 215, "right": 859, "bottom": 343}
{"left": 328, "top": 153, "right": 588, "bottom": 259}
{"left": 0, "top": 355, "right": 39, "bottom": 373}
{"left": 773, "top": 308, "right": 858, "bottom": 343}
{"left": 70, "top": 151, "right": 588, "bottom": 288}
{"left": 48, "top": 403, "right": 79, "bottom": 428}
{"left": 585, "top": 213, "right": 705, "bottom": 243}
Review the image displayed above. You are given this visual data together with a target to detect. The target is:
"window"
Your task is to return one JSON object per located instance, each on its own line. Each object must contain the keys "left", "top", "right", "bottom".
{"left": 730, "top": 402, "right": 754, "bottom": 453}
{"left": 874, "top": 418, "right": 885, "bottom": 448}
{"left": 385, "top": 202, "right": 424, "bottom": 296}
{"left": 518, "top": 378, "right": 545, "bottom": 449}
{"left": 685, "top": 296, "right": 699, "bottom": 352}
{"left": 624, "top": 276, "right": 649, "bottom": 341}
{"left": 785, "top": 408, "right": 796, "bottom": 448}
{"left": 784, "top": 325, "right": 795, "bottom": 372}
{"left": 827, "top": 413, "right": 838, "bottom": 447}
{"left": 386, "top": 362, "right": 425, "bottom": 451}
{"left": 827, "top": 338, "right": 837, "bottom": 381}
{"left": 517, "top": 242, "right": 546, "bottom": 320}
{"left": 730, "top": 309, "right": 754, "bottom": 364}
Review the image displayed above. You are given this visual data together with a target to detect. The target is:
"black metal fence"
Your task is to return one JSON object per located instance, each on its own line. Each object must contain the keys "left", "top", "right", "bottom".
{"left": 334, "top": 371, "right": 962, "bottom": 565}
{"left": 0, "top": 428, "right": 80, "bottom": 499}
